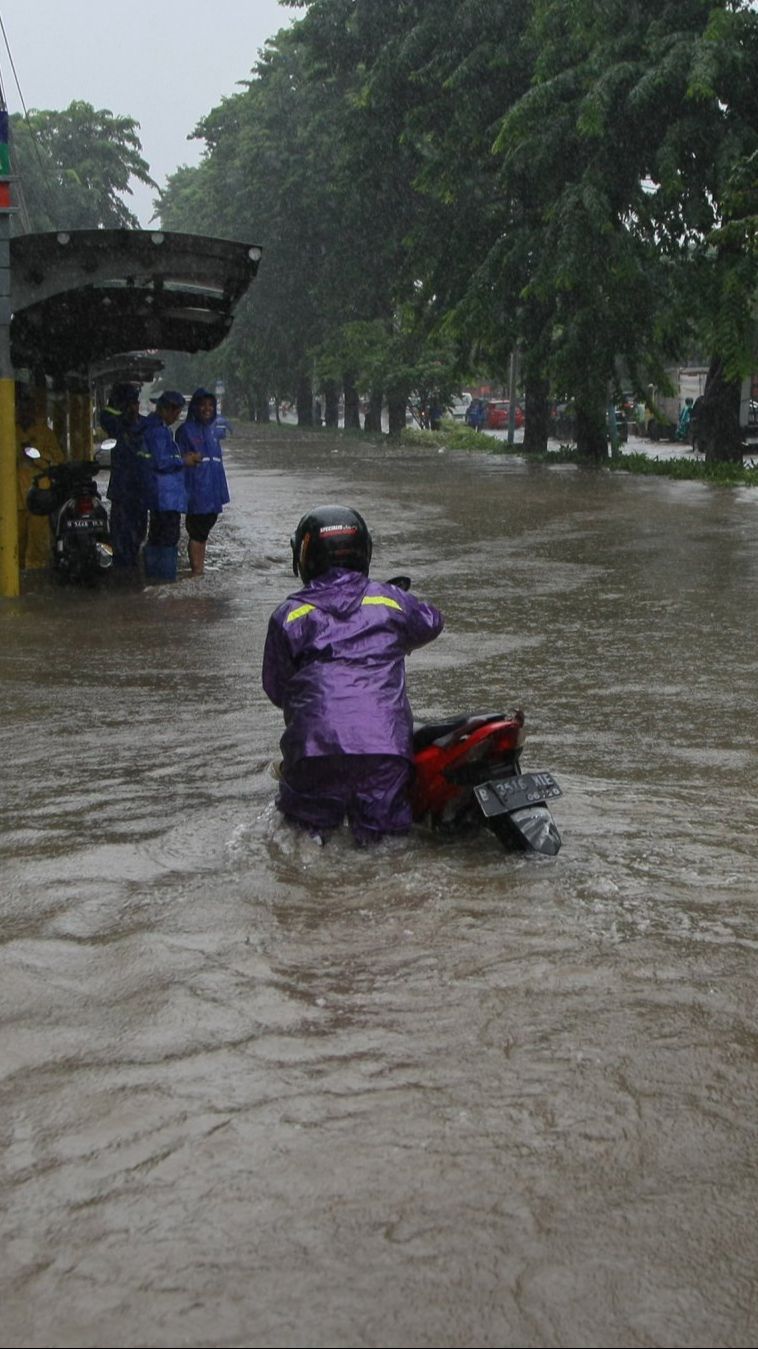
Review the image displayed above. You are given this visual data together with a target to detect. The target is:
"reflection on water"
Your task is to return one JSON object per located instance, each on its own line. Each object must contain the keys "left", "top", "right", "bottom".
{"left": 2, "top": 429, "right": 758, "bottom": 1348}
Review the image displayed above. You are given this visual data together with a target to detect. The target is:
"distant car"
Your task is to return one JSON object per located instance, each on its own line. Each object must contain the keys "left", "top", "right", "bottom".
{"left": 485, "top": 400, "right": 525, "bottom": 430}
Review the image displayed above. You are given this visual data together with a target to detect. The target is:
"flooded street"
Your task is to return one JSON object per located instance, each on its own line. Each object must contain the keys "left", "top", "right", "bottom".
{"left": 3, "top": 426, "right": 758, "bottom": 1349}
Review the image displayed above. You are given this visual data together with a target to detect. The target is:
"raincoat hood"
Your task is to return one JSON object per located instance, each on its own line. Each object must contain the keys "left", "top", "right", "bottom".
{"left": 175, "top": 394, "right": 230, "bottom": 514}
{"left": 139, "top": 412, "right": 188, "bottom": 514}
{"left": 187, "top": 387, "right": 218, "bottom": 421}
{"left": 287, "top": 567, "right": 370, "bottom": 618}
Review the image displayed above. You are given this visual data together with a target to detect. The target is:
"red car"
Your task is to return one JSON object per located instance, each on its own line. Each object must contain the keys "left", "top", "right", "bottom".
{"left": 485, "top": 399, "right": 525, "bottom": 430}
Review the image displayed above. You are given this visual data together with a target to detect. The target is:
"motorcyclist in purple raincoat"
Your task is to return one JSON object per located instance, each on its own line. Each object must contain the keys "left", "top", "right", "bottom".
{"left": 262, "top": 505, "right": 444, "bottom": 842}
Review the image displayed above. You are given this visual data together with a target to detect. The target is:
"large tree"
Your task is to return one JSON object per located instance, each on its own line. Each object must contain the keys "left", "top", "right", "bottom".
{"left": 159, "top": 27, "right": 352, "bottom": 419}
{"left": 161, "top": 0, "right": 758, "bottom": 456}
{"left": 160, "top": 6, "right": 460, "bottom": 426}
{"left": 10, "top": 101, "right": 155, "bottom": 232}
{"left": 493, "top": 0, "right": 758, "bottom": 459}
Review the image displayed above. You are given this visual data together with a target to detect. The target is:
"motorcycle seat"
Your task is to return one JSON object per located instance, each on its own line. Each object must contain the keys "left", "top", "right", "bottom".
{"left": 412, "top": 712, "right": 506, "bottom": 751}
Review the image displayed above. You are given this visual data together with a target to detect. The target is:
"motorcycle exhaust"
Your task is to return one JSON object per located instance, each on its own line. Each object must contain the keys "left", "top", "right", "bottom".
{"left": 474, "top": 773, "right": 562, "bottom": 856}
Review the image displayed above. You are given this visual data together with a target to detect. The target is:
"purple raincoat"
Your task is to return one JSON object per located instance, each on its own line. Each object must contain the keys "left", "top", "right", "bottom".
{"left": 262, "top": 568, "right": 444, "bottom": 765}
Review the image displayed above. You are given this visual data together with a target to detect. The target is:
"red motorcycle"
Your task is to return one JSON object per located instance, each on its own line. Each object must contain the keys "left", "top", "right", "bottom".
{"left": 410, "top": 710, "right": 562, "bottom": 856}
{"left": 384, "top": 575, "right": 562, "bottom": 856}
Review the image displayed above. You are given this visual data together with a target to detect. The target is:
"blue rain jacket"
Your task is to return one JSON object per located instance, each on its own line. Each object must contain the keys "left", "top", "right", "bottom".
{"left": 176, "top": 390, "right": 230, "bottom": 514}
{"left": 139, "top": 412, "right": 188, "bottom": 513}
{"left": 262, "top": 568, "right": 444, "bottom": 764}
{"left": 100, "top": 406, "right": 147, "bottom": 506}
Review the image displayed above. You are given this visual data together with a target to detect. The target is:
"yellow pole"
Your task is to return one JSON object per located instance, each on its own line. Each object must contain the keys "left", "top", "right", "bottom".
{"left": 83, "top": 392, "right": 93, "bottom": 458}
{"left": 67, "top": 388, "right": 80, "bottom": 455}
{"left": 69, "top": 386, "right": 93, "bottom": 459}
{"left": 51, "top": 380, "right": 67, "bottom": 454}
{"left": 0, "top": 108, "right": 18, "bottom": 597}
{"left": 0, "top": 374, "right": 18, "bottom": 596}
{"left": 0, "top": 197, "right": 17, "bottom": 595}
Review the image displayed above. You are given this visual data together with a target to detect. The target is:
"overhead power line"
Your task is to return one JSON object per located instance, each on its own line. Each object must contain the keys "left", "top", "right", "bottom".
{"left": 0, "top": 10, "right": 31, "bottom": 118}
{"left": 0, "top": 8, "right": 56, "bottom": 231}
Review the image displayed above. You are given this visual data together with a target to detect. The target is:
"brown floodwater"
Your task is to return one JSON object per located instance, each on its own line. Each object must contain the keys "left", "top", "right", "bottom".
{"left": 2, "top": 426, "right": 758, "bottom": 1348}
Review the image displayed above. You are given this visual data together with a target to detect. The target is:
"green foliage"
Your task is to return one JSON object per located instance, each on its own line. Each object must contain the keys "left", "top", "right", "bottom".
{"left": 10, "top": 102, "right": 155, "bottom": 232}
{"left": 161, "top": 0, "right": 758, "bottom": 451}
{"left": 400, "top": 424, "right": 758, "bottom": 486}
{"left": 611, "top": 451, "right": 758, "bottom": 486}
{"left": 158, "top": 4, "right": 480, "bottom": 412}
{"left": 401, "top": 423, "right": 494, "bottom": 452}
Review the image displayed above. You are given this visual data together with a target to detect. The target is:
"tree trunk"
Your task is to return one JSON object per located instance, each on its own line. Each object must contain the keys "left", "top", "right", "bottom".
{"left": 323, "top": 379, "right": 339, "bottom": 429}
{"left": 696, "top": 357, "right": 744, "bottom": 463}
{"left": 254, "top": 386, "right": 270, "bottom": 423}
{"left": 522, "top": 376, "right": 549, "bottom": 453}
{"left": 343, "top": 373, "right": 361, "bottom": 430}
{"left": 574, "top": 402, "right": 608, "bottom": 461}
{"left": 296, "top": 373, "right": 313, "bottom": 427}
{"left": 387, "top": 388, "right": 408, "bottom": 436}
{"left": 364, "top": 388, "right": 384, "bottom": 434}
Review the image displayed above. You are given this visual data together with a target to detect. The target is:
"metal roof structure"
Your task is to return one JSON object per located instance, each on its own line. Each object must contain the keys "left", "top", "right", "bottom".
{"left": 91, "top": 352, "right": 165, "bottom": 389}
{"left": 10, "top": 229, "right": 262, "bottom": 377}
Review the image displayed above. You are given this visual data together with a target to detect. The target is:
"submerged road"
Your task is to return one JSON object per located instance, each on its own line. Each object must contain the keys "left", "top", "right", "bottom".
{"left": 2, "top": 425, "right": 758, "bottom": 1348}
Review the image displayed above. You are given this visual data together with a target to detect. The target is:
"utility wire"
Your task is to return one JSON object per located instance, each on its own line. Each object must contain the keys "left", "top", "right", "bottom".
{"left": 0, "top": 56, "right": 32, "bottom": 234}
{"left": 0, "top": 8, "right": 56, "bottom": 230}
{"left": 0, "top": 10, "right": 31, "bottom": 118}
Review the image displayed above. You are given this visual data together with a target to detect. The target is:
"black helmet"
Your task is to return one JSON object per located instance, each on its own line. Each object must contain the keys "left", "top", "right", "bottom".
{"left": 291, "top": 504, "right": 372, "bottom": 583}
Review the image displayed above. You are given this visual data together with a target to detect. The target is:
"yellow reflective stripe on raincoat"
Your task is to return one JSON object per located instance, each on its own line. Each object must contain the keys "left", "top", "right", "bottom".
{"left": 361, "top": 595, "right": 402, "bottom": 610}
{"left": 286, "top": 603, "right": 316, "bottom": 623}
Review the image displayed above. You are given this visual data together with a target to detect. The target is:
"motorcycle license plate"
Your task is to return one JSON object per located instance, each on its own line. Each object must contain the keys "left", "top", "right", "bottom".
{"left": 66, "top": 518, "right": 101, "bottom": 529}
{"left": 474, "top": 772, "right": 562, "bottom": 817}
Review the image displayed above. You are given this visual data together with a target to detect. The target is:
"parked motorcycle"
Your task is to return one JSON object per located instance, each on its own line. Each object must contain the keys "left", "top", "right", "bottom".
{"left": 24, "top": 447, "right": 113, "bottom": 583}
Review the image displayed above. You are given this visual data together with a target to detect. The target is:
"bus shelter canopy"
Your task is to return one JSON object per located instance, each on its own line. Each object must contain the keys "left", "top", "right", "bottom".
{"left": 10, "top": 229, "right": 262, "bottom": 378}
{"left": 91, "top": 352, "right": 165, "bottom": 390}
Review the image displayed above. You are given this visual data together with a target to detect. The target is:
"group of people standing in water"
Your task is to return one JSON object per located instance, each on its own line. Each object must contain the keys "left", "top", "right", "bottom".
{"left": 101, "top": 384, "right": 230, "bottom": 582}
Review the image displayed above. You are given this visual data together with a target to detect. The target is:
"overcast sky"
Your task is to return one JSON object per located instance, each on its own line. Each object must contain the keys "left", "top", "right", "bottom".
{"left": 0, "top": 0, "right": 294, "bottom": 223}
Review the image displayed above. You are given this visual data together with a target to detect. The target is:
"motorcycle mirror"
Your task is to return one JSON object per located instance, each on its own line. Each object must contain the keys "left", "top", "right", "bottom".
{"left": 23, "top": 446, "right": 41, "bottom": 460}
{"left": 94, "top": 439, "right": 116, "bottom": 465}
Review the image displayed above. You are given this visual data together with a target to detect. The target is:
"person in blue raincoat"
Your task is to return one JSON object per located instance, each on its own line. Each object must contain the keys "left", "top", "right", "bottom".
{"left": 262, "top": 504, "right": 444, "bottom": 843}
{"left": 676, "top": 397, "right": 694, "bottom": 443}
{"left": 213, "top": 412, "right": 233, "bottom": 440}
{"left": 465, "top": 398, "right": 487, "bottom": 432}
{"left": 175, "top": 387, "right": 230, "bottom": 576}
{"left": 99, "top": 383, "right": 147, "bottom": 573}
{"left": 138, "top": 390, "right": 194, "bottom": 581}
